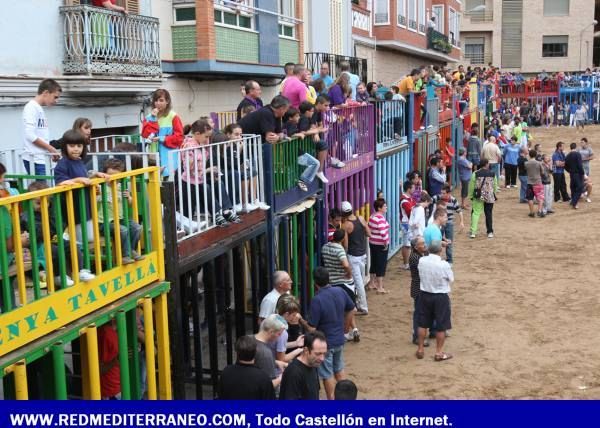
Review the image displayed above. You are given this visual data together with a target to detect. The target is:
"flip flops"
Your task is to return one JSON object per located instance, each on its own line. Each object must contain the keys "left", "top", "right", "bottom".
{"left": 434, "top": 352, "right": 453, "bottom": 362}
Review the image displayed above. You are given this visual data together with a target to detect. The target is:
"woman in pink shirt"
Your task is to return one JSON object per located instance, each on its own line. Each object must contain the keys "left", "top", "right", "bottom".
{"left": 180, "top": 119, "right": 240, "bottom": 227}
{"left": 368, "top": 198, "right": 390, "bottom": 294}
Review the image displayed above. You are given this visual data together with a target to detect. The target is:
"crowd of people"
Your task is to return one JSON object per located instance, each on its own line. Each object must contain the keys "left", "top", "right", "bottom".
{"left": 9, "top": 52, "right": 596, "bottom": 399}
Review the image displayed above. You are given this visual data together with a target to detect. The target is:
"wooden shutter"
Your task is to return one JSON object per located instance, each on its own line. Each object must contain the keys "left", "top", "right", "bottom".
{"left": 501, "top": 0, "right": 523, "bottom": 68}
{"left": 116, "top": 0, "right": 139, "bottom": 14}
{"left": 64, "top": 0, "right": 81, "bottom": 5}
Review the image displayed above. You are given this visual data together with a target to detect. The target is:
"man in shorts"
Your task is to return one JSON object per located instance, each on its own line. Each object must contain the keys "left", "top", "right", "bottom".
{"left": 304, "top": 267, "right": 355, "bottom": 400}
{"left": 525, "top": 149, "right": 545, "bottom": 218}
{"left": 416, "top": 240, "right": 454, "bottom": 361}
{"left": 321, "top": 228, "right": 359, "bottom": 342}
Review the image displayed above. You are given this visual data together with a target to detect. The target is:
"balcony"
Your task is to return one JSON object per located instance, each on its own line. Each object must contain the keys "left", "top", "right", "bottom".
{"left": 304, "top": 52, "right": 368, "bottom": 86}
{"left": 352, "top": 3, "right": 372, "bottom": 35}
{"left": 465, "top": 10, "right": 494, "bottom": 23}
{"left": 427, "top": 28, "right": 453, "bottom": 54}
{"left": 60, "top": 5, "right": 161, "bottom": 77}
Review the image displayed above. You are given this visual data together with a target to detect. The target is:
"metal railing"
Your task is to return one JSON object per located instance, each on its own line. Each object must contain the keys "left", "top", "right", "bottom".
{"left": 60, "top": 5, "right": 161, "bottom": 77}
{"left": 166, "top": 135, "right": 266, "bottom": 241}
{"left": 90, "top": 134, "right": 142, "bottom": 153}
{"left": 352, "top": 4, "right": 371, "bottom": 33}
{"left": 272, "top": 137, "right": 316, "bottom": 194}
{"left": 304, "top": 52, "right": 368, "bottom": 86}
{"left": 322, "top": 104, "right": 375, "bottom": 166}
{"left": 465, "top": 10, "right": 494, "bottom": 22}
{"left": 427, "top": 28, "right": 452, "bottom": 54}
{"left": 373, "top": 100, "right": 407, "bottom": 153}
{"left": 210, "top": 111, "right": 238, "bottom": 131}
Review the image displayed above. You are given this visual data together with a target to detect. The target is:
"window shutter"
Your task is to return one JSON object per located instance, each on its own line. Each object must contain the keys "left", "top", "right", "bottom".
{"left": 116, "top": 0, "right": 140, "bottom": 14}
{"left": 64, "top": 0, "right": 81, "bottom": 5}
{"left": 543, "top": 0, "right": 569, "bottom": 16}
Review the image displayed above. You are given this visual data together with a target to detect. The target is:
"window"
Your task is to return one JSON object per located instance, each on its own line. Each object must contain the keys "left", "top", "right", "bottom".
{"left": 542, "top": 35, "right": 568, "bottom": 57}
{"left": 448, "top": 7, "right": 460, "bottom": 46}
{"left": 278, "top": 0, "right": 295, "bottom": 37}
{"left": 374, "top": 0, "right": 389, "bottom": 24}
{"left": 214, "top": 9, "right": 253, "bottom": 29}
{"left": 432, "top": 5, "right": 443, "bottom": 33}
{"left": 465, "top": 0, "right": 484, "bottom": 12}
{"left": 397, "top": 0, "right": 406, "bottom": 26}
{"left": 418, "top": 0, "right": 425, "bottom": 33}
{"left": 174, "top": 6, "right": 196, "bottom": 23}
{"left": 408, "top": 0, "right": 417, "bottom": 31}
{"left": 465, "top": 37, "right": 485, "bottom": 63}
{"left": 543, "top": 0, "right": 569, "bottom": 16}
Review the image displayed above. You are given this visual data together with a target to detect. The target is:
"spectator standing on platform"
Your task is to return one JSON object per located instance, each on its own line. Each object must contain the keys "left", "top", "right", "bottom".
{"left": 22, "top": 79, "right": 62, "bottom": 175}
{"left": 236, "top": 81, "right": 264, "bottom": 120}
{"left": 312, "top": 62, "right": 334, "bottom": 91}
{"left": 282, "top": 65, "right": 308, "bottom": 109}
{"left": 141, "top": 89, "right": 184, "bottom": 176}
{"left": 341, "top": 201, "right": 371, "bottom": 315}
{"left": 415, "top": 240, "right": 454, "bottom": 362}
{"left": 238, "top": 96, "right": 290, "bottom": 144}
{"left": 279, "top": 331, "right": 328, "bottom": 400}
{"left": 300, "top": 268, "right": 354, "bottom": 400}
{"left": 218, "top": 336, "right": 275, "bottom": 400}
{"left": 259, "top": 271, "right": 293, "bottom": 323}
{"left": 565, "top": 142, "right": 585, "bottom": 209}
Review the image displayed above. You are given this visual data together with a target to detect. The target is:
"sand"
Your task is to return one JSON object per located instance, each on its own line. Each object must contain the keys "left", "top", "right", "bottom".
{"left": 344, "top": 125, "right": 600, "bottom": 399}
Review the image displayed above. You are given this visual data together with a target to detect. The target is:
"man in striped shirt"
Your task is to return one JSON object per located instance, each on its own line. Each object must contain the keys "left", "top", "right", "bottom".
{"left": 430, "top": 183, "right": 464, "bottom": 265}
{"left": 321, "top": 228, "right": 359, "bottom": 343}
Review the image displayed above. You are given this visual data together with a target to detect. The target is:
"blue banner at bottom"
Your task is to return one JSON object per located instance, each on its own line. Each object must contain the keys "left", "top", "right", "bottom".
{"left": 2, "top": 401, "right": 599, "bottom": 428}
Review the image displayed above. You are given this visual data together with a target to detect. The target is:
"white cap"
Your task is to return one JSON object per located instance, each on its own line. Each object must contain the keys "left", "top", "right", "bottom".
{"left": 341, "top": 201, "right": 352, "bottom": 213}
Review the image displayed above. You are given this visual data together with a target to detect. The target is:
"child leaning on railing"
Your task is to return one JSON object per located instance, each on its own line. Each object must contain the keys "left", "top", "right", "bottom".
{"left": 97, "top": 158, "right": 145, "bottom": 265}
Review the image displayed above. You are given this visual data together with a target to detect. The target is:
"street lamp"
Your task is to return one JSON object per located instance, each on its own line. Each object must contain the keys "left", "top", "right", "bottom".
{"left": 580, "top": 20, "right": 598, "bottom": 70}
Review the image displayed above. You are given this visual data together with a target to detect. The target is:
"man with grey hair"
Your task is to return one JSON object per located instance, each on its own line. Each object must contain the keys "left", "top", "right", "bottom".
{"left": 238, "top": 95, "right": 290, "bottom": 143}
{"left": 282, "top": 64, "right": 308, "bottom": 108}
{"left": 236, "top": 80, "right": 263, "bottom": 120}
{"left": 254, "top": 314, "right": 289, "bottom": 388}
{"left": 259, "top": 271, "right": 292, "bottom": 323}
{"left": 409, "top": 236, "right": 428, "bottom": 347}
{"left": 416, "top": 240, "right": 454, "bottom": 361}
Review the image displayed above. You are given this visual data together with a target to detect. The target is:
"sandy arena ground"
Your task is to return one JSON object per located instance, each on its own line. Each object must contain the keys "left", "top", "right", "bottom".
{"left": 344, "top": 125, "right": 600, "bottom": 399}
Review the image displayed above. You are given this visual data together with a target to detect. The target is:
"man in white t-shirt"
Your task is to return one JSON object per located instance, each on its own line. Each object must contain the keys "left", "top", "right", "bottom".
{"left": 22, "top": 79, "right": 62, "bottom": 175}
{"left": 258, "top": 270, "right": 292, "bottom": 323}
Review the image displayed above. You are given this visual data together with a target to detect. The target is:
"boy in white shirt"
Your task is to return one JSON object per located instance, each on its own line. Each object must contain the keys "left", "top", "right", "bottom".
{"left": 22, "top": 79, "right": 62, "bottom": 176}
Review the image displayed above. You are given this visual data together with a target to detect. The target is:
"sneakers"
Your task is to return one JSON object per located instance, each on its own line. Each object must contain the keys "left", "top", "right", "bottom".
{"left": 122, "top": 256, "right": 135, "bottom": 265}
{"left": 469, "top": 233, "right": 476, "bottom": 239}
{"left": 344, "top": 332, "right": 354, "bottom": 341}
{"left": 79, "top": 269, "right": 96, "bottom": 282}
{"left": 528, "top": 212, "right": 535, "bottom": 218}
{"left": 586, "top": 197, "right": 592, "bottom": 203}
{"left": 487, "top": 233, "right": 494, "bottom": 238}
{"left": 402, "top": 263, "right": 410, "bottom": 270}
{"left": 546, "top": 209, "right": 555, "bottom": 214}
{"left": 224, "top": 210, "right": 242, "bottom": 224}
{"left": 537, "top": 211, "right": 546, "bottom": 218}
{"left": 352, "top": 328, "right": 360, "bottom": 343}
{"left": 330, "top": 157, "right": 345, "bottom": 168}
{"left": 54, "top": 275, "right": 75, "bottom": 287}
{"left": 254, "top": 201, "right": 270, "bottom": 210}
{"left": 131, "top": 250, "right": 145, "bottom": 262}
{"left": 243, "top": 202, "right": 258, "bottom": 212}
{"left": 316, "top": 172, "right": 329, "bottom": 183}
{"left": 214, "top": 213, "right": 228, "bottom": 227}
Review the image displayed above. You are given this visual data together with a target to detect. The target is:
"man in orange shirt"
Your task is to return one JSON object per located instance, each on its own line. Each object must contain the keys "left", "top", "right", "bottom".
{"left": 398, "top": 69, "right": 420, "bottom": 97}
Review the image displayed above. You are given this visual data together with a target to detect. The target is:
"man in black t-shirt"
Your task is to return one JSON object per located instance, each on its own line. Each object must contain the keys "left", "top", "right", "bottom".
{"left": 238, "top": 95, "right": 290, "bottom": 143}
{"left": 218, "top": 335, "right": 275, "bottom": 400}
{"left": 279, "top": 331, "right": 327, "bottom": 400}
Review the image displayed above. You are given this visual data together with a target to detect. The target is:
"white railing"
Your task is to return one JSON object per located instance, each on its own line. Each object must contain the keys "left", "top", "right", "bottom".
{"left": 166, "top": 135, "right": 266, "bottom": 242}
{"left": 352, "top": 7, "right": 371, "bottom": 32}
{"left": 60, "top": 5, "right": 161, "bottom": 77}
{"left": 90, "top": 135, "right": 141, "bottom": 153}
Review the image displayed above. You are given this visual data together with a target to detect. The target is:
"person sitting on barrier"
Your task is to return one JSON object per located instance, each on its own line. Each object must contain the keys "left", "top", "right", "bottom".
{"left": 218, "top": 335, "right": 275, "bottom": 400}
{"left": 54, "top": 130, "right": 110, "bottom": 275}
{"left": 259, "top": 270, "right": 293, "bottom": 324}
{"left": 20, "top": 181, "right": 92, "bottom": 287}
{"left": 311, "top": 94, "right": 344, "bottom": 176}
{"left": 254, "top": 314, "right": 288, "bottom": 389}
{"left": 180, "top": 119, "right": 241, "bottom": 227}
{"left": 141, "top": 89, "right": 184, "bottom": 177}
{"left": 282, "top": 107, "right": 322, "bottom": 191}
{"left": 98, "top": 158, "right": 146, "bottom": 264}
{"left": 212, "top": 123, "right": 269, "bottom": 212}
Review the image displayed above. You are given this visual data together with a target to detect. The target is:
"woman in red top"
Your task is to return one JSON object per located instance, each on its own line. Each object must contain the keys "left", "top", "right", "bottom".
{"left": 92, "top": 0, "right": 128, "bottom": 13}
{"left": 367, "top": 198, "right": 390, "bottom": 294}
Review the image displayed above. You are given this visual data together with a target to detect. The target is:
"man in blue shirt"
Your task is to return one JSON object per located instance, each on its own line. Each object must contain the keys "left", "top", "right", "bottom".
{"left": 569, "top": 102, "right": 578, "bottom": 127}
{"left": 312, "top": 62, "right": 334, "bottom": 92}
{"left": 301, "top": 267, "right": 354, "bottom": 400}
{"left": 551, "top": 142, "right": 570, "bottom": 202}
{"left": 423, "top": 208, "right": 448, "bottom": 250}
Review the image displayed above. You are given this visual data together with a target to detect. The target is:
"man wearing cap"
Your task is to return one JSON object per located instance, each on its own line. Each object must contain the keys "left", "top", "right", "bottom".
{"left": 341, "top": 201, "right": 371, "bottom": 315}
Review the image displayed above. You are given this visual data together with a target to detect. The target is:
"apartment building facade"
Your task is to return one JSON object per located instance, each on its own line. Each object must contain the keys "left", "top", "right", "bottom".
{"left": 352, "top": 0, "right": 462, "bottom": 85}
{"left": 0, "top": 0, "right": 160, "bottom": 151}
{"left": 461, "top": 0, "right": 598, "bottom": 72}
{"left": 158, "top": 0, "right": 303, "bottom": 122}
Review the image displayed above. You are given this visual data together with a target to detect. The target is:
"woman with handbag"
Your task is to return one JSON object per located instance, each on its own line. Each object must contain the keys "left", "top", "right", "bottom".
{"left": 468, "top": 159, "right": 498, "bottom": 239}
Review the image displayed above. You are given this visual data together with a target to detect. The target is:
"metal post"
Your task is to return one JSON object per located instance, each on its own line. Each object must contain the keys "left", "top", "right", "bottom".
{"left": 52, "top": 342, "right": 68, "bottom": 399}
{"left": 155, "top": 292, "right": 172, "bottom": 400}
{"left": 84, "top": 324, "right": 102, "bottom": 400}
{"left": 143, "top": 297, "right": 157, "bottom": 400}
{"left": 14, "top": 361, "right": 28, "bottom": 400}
{"left": 116, "top": 310, "right": 131, "bottom": 400}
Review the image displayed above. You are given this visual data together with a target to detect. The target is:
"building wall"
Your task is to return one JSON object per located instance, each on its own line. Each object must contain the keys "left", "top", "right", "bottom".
{"left": 215, "top": 27, "right": 260, "bottom": 63}
{"left": 1, "top": 0, "right": 63, "bottom": 76}
{"left": 154, "top": 0, "right": 174, "bottom": 60}
{"left": 162, "top": 79, "right": 278, "bottom": 126}
{"left": 367, "top": 48, "right": 445, "bottom": 85}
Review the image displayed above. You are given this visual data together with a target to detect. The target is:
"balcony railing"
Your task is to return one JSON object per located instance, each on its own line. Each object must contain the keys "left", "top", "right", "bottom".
{"left": 464, "top": 52, "right": 492, "bottom": 66}
{"left": 465, "top": 10, "right": 494, "bottom": 23}
{"left": 352, "top": 4, "right": 372, "bottom": 33}
{"left": 373, "top": 100, "right": 407, "bottom": 154}
{"left": 427, "top": 28, "right": 453, "bottom": 54}
{"left": 60, "top": 5, "right": 161, "bottom": 77}
{"left": 304, "top": 52, "right": 368, "bottom": 85}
